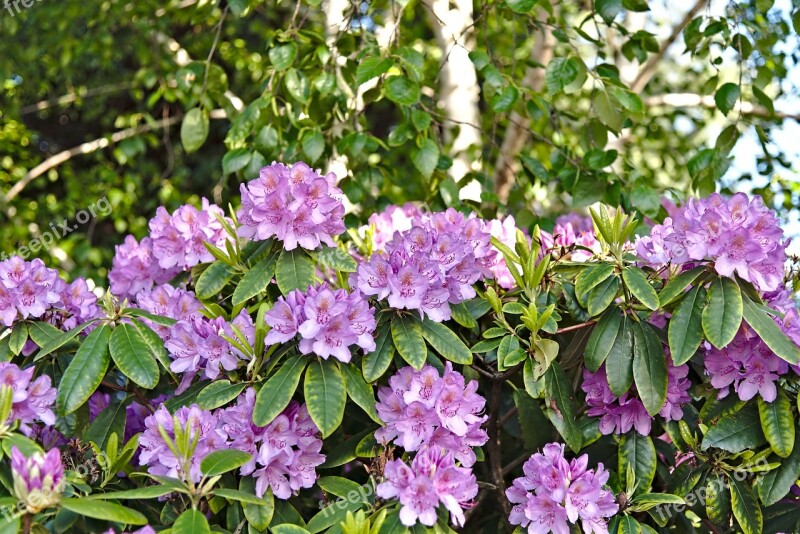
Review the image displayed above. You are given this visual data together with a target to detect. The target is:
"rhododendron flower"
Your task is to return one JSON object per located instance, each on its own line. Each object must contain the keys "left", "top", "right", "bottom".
{"left": 263, "top": 283, "right": 376, "bottom": 362}
{"left": 11, "top": 446, "right": 64, "bottom": 513}
{"left": 237, "top": 162, "right": 346, "bottom": 250}
{"left": 109, "top": 235, "right": 179, "bottom": 300}
{"left": 540, "top": 214, "right": 602, "bottom": 262}
{"left": 635, "top": 193, "right": 787, "bottom": 292}
{"left": 0, "top": 362, "right": 57, "bottom": 436}
{"left": 375, "top": 363, "right": 488, "bottom": 466}
{"left": 377, "top": 447, "right": 478, "bottom": 527}
{"left": 133, "top": 284, "right": 202, "bottom": 339}
{"left": 506, "top": 443, "right": 617, "bottom": 533}
{"left": 581, "top": 357, "right": 691, "bottom": 436}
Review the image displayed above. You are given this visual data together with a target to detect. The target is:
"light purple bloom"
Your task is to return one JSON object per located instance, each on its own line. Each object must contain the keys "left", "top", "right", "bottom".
{"left": 540, "top": 214, "right": 602, "bottom": 262}
{"left": 0, "top": 362, "right": 57, "bottom": 437}
{"left": 11, "top": 446, "right": 64, "bottom": 513}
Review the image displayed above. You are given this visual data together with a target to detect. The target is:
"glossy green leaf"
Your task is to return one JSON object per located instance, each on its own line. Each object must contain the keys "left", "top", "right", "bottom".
{"left": 758, "top": 424, "right": 800, "bottom": 505}
{"left": 606, "top": 313, "right": 634, "bottom": 396}
{"left": 304, "top": 359, "right": 347, "bottom": 438}
{"left": 729, "top": 476, "right": 762, "bottom": 534}
{"left": 505, "top": 0, "right": 536, "bottom": 13}
{"left": 658, "top": 266, "right": 706, "bottom": 307}
{"left": 109, "top": 323, "right": 159, "bottom": 389}
{"left": 195, "top": 261, "right": 236, "bottom": 300}
{"left": 584, "top": 308, "right": 622, "bottom": 372}
{"left": 543, "top": 362, "right": 582, "bottom": 452}
{"left": 418, "top": 318, "right": 472, "bottom": 365}
{"left": 232, "top": 252, "right": 279, "bottom": 306}
{"left": 362, "top": 323, "right": 394, "bottom": 382}
{"left": 742, "top": 296, "right": 800, "bottom": 364}
{"left": 411, "top": 138, "right": 440, "bottom": 179}
{"left": 702, "top": 404, "right": 766, "bottom": 453}
{"left": 391, "top": 315, "right": 427, "bottom": 369}
{"left": 632, "top": 321, "right": 668, "bottom": 417}
{"left": 181, "top": 107, "right": 209, "bottom": 153}
{"left": 705, "top": 474, "right": 732, "bottom": 525}
{"left": 702, "top": 276, "right": 743, "bottom": 349}
{"left": 384, "top": 76, "right": 420, "bottom": 106}
{"left": 758, "top": 389, "right": 795, "bottom": 458}
{"left": 575, "top": 263, "right": 615, "bottom": 306}
{"left": 586, "top": 275, "right": 620, "bottom": 317}
{"left": 56, "top": 324, "right": 110, "bottom": 415}
{"left": 341, "top": 363, "right": 381, "bottom": 423}
{"left": 241, "top": 477, "right": 274, "bottom": 530}
{"left": 715, "top": 82, "right": 741, "bottom": 115}
{"left": 315, "top": 246, "right": 358, "bottom": 273}
{"left": 619, "top": 432, "right": 656, "bottom": 494}
{"left": 355, "top": 57, "right": 393, "bottom": 85}
{"left": 622, "top": 267, "right": 659, "bottom": 310}
{"left": 196, "top": 380, "right": 247, "bottom": 410}
{"left": 173, "top": 509, "right": 211, "bottom": 534}
{"left": 200, "top": 449, "right": 253, "bottom": 476}
{"left": 85, "top": 399, "right": 128, "bottom": 450}
{"left": 253, "top": 355, "right": 307, "bottom": 426}
{"left": 88, "top": 485, "right": 177, "bottom": 500}
{"left": 668, "top": 285, "right": 706, "bottom": 365}
{"left": 60, "top": 498, "right": 147, "bottom": 526}
{"left": 276, "top": 248, "right": 316, "bottom": 294}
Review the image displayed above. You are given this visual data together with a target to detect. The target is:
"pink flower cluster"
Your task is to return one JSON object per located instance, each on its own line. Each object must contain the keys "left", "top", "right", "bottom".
{"left": 139, "top": 392, "right": 325, "bottom": 499}
{"left": 264, "top": 283, "right": 376, "bottom": 362}
{"left": 506, "top": 443, "right": 617, "bottom": 534}
{"left": 353, "top": 209, "right": 493, "bottom": 321}
{"left": 635, "top": 193, "right": 786, "bottom": 292}
{"left": 219, "top": 389, "right": 325, "bottom": 499}
{"left": 375, "top": 363, "right": 488, "bottom": 467}
{"left": 109, "top": 200, "right": 231, "bottom": 299}
{"left": 165, "top": 310, "right": 255, "bottom": 391}
{"left": 0, "top": 362, "right": 57, "bottom": 436}
{"left": 540, "top": 214, "right": 602, "bottom": 262}
{"left": 133, "top": 284, "right": 203, "bottom": 338}
{"left": 0, "top": 256, "right": 99, "bottom": 329}
{"left": 237, "top": 162, "right": 346, "bottom": 250}
{"left": 377, "top": 447, "right": 478, "bottom": 528}
{"left": 581, "top": 357, "right": 691, "bottom": 436}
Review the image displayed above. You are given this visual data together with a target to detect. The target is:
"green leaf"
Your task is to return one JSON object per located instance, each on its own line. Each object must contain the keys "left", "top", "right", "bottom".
{"left": 715, "top": 82, "right": 741, "bottom": 115}
{"left": 232, "top": 252, "right": 279, "bottom": 306}
{"left": 56, "top": 324, "right": 111, "bottom": 415}
{"left": 109, "top": 323, "right": 159, "bottom": 389}
{"left": 302, "top": 130, "right": 325, "bottom": 164}
{"left": 758, "top": 424, "right": 800, "bottom": 505}
{"left": 594, "top": 89, "right": 624, "bottom": 132}
{"left": 384, "top": 76, "right": 420, "bottom": 106}
{"left": 195, "top": 261, "right": 236, "bottom": 300}
{"left": 705, "top": 474, "right": 732, "bottom": 525}
{"left": 543, "top": 362, "right": 582, "bottom": 452}
{"left": 658, "top": 266, "right": 706, "bottom": 307}
{"left": 276, "top": 248, "right": 316, "bottom": 294}
{"left": 269, "top": 43, "right": 298, "bottom": 71}
{"left": 607, "top": 85, "right": 645, "bottom": 115}
{"left": 27, "top": 321, "right": 64, "bottom": 348}
{"left": 222, "top": 148, "right": 252, "bottom": 175}
{"left": 595, "top": 0, "right": 622, "bottom": 22}
{"left": 88, "top": 486, "right": 177, "bottom": 500}
{"left": 586, "top": 275, "right": 620, "bottom": 317}
{"left": 285, "top": 68, "right": 310, "bottom": 103}
{"left": 317, "top": 476, "right": 364, "bottom": 499}
{"left": 200, "top": 449, "right": 252, "bottom": 476}
{"left": 253, "top": 355, "right": 307, "bottom": 426}
{"left": 513, "top": 389, "right": 552, "bottom": 452}
{"left": 575, "top": 263, "right": 615, "bottom": 306}
{"left": 622, "top": 267, "right": 659, "bottom": 310}
{"left": 1, "top": 433, "right": 42, "bottom": 457}
{"left": 450, "top": 302, "right": 478, "bottom": 329}
{"left": 391, "top": 315, "right": 427, "bottom": 369}
{"left": 505, "top": 0, "right": 536, "bottom": 13}
{"left": 622, "top": 0, "right": 649, "bottom": 11}
{"left": 59, "top": 498, "right": 147, "bottom": 526}
{"left": 315, "top": 247, "right": 358, "bottom": 273}
{"left": 491, "top": 86, "right": 519, "bottom": 112}
{"left": 8, "top": 322, "right": 27, "bottom": 356}
{"left": 668, "top": 285, "right": 706, "bottom": 365}
{"left": 341, "top": 363, "right": 381, "bottom": 423}
{"left": 702, "top": 404, "right": 766, "bottom": 453}
{"left": 618, "top": 515, "right": 642, "bottom": 534}
{"left": 362, "top": 323, "right": 394, "bottom": 382}
{"left": 213, "top": 488, "right": 270, "bottom": 506}
{"left": 758, "top": 389, "right": 795, "bottom": 458}
{"left": 702, "top": 276, "right": 743, "bottom": 349}
{"left": 742, "top": 296, "right": 800, "bottom": 364}
{"left": 304, "top": 359, "right": 347, "bottom": 438}
{"left": 584, "top": 308, "right": 622, "bottom": 372}
{"left": 356, "top": 57, "right": 393, "bottom": 85}
{"left": 241, "top": 477, "right": 274, "bottom": 530}
{"left": 418, "top": 318, "right": 472, "bottom": 365}
{"left": 196, "top": 380, "right": 247, "bottom": 410}
{"left": 606, "top": 313, "right": 634, "bottom": 396}
{"left": 272, "top": 525, "right": 311, "bottom": 534}
{"left": 729, "top": 477, "right": 762, "bottom": 534}
{"left": 545, "top": 57, "right": 580, "bottom": 94}
{"left": 619, "top": 432, "right": 657, "bottom": 494}
{"left": 633, "top": 321, "right": 668, "bottom": 417}
{"left": 85, "top": 399, "right": 128, "bottom": 450}
{"left": 411, "top": 138, "right": 440, "bottom": 179}
{"left": 34, "top": 320, "right": 95, "bottom": 360}
{"left": 173, "top": 508, "right": 211, "bottom": 534}
{"left": 181, "top": 107, "right": 209, "bottom": 153}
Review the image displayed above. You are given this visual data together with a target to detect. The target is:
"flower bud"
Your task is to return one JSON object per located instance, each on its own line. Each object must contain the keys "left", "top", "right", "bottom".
{"left": 11, "top": 446, "right": 64, "bottom": 513}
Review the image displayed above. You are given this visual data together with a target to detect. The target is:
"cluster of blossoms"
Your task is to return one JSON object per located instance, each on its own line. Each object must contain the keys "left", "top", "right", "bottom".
{"left": 376, "top": 447, "right": 478, "bottom": 528}
{"left": 375, "top": 363, "right": 488, "bottom": 467}
{"left": 0, "top": 362, "right": 57, "bottom": 436}
{"left": 0, "top": 257, "right": 99, "bottom": 329}
{"left": 704, "top": 289, "right": 800, "bottom": 402}
{"left": 11, "top": 446, "right": 64, "bottom": 514}
{"left": 165, "top": 309, "right": 255, "bottom": 391}
{"left": 237, "top": 162, "right": 346, "bottom": 250}
{"left": 581, "top": 357, "right": 691, "bottom": 436}
{"left": 133, "top": 284, "right": 203, "bottom": 338}
{"left": 109, "top": 200, "right": 230, "bottom": 299}
{"left": 219, "top": 389, "right": 325, "bottom": 499}
{"left": 506, "top": 443, "right": 617, "bottom": 534}
{"left": 635, "top": 193, "right": 787, "bottom": 292}
{"left": 540, "top": 214, "right": 602, "bottom": 262}
{"left": 264, "top": 283, "right": 376, "bottom": 362}
{"left": 354, "top": 209, "right": 494, "bottom": 321}
{"left": 139, "top": 392, "right": 324, "bottom": 499}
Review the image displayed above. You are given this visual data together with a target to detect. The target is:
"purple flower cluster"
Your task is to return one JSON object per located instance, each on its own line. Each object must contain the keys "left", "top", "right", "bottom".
{"left": 237, "top": 162, "right": 346, "bottom": 250}
{"left": 11, "top": 446, "right": 64, "bottom": 513}
{"left": 353, "top": 209, "right": 494, "bottom": 321}
{"left": 704, "top": 333, "right": 787, "bottom": 402}
{"left": 0, "top": 362, "right": 57, "bottom": 436}
{"left": 506, "top": 443, "right": 617, "bottom": 534}
{"left": 264, "top": 283, "right": 376, "bottom": 362}
{"left": 165, "top": 309, "right": 255, "bottom": 391}
{"left": 487, "top": 215, "right": 521, "bottom": 289}
{"left": 138, "top": 404, "right": 228, "bottom": 483}
{"left": 108, "top": 236, "right": 178, "bottom": 300}
{"left": 219, "top": 389, "right": 325, "bottom": 499}
{"left": 364, "top": 203, "right": 421, "bottom": 252}
{"left": 133, "top": 284, "right": 203, "bottom": 338}
{"left": 540, "top": 214, "right": 601, "bottom": 262}
{"left": 375, "top": 363, "right": 488, "bottom": 467}
{"left": 0, "top": 256, "right": 100, "bottom": 329}
{"left": 635, "top": 193, "right": 787, "bottom": 292}
{"left": 377, "top": 447, "right": 478, "bottom": 528}
{"left": 581, "top": 357, "right": 691, "bottom": 436}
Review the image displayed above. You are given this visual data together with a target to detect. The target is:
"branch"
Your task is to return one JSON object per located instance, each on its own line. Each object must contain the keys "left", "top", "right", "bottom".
{"left": 629, "top": 0, "right": 707, "bottom": 93}
{"left": 2, "top": 110, "right": 227, "bottom": 206}
{"left": 20, "top": 83, "right": 131, "bottom": 115}
{"left": 645, "top": 92, "right": 800, "bottom": 121}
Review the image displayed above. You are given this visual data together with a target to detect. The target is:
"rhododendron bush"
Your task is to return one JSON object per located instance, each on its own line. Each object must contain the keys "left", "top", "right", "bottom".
{"left": 1, "top": 161, "right": 800, "bottom": 534}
